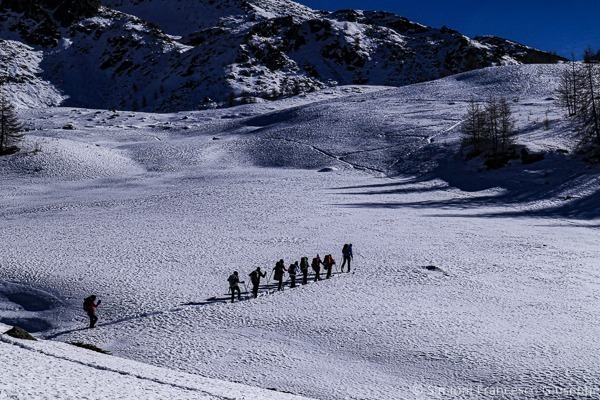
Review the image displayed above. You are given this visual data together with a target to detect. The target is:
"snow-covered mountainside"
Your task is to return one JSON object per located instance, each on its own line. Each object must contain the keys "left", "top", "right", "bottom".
{"left": 1, "top": 64, "right": 599, "bottom": 399}
{"left": 0, "top": 0, "right": 565, "bottom": 111}
{"left": 0, "top": 39, "right": 65, "bottom": 108}
{"left": 102, "top": 0, "right": 322, "bottom": 35}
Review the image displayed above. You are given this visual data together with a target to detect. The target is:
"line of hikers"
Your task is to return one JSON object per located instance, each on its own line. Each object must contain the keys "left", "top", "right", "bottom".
{"left": 227, "top": 243, "right": 353, "bottom": 303}
{"left": 82, "top": 244, "right": 353, "bottom": 327}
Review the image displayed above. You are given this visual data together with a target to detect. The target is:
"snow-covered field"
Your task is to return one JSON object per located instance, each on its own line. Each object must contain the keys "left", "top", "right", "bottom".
{"left": 1, "top": 65, "right": 599, "bottom": 400}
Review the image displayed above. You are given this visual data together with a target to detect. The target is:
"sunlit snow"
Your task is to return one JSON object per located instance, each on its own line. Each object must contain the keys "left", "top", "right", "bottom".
{"left": 1, "top": 64, "right": 599, "bottom": 400}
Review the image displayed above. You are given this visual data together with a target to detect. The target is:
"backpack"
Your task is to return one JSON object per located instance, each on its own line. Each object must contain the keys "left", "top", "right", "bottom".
{"left": 311, "top": 257, "right": 320, "bottom": 271}
{"left": 83, "top": 296, "right": 93, "bottom": 311}
{"left": 342, "top": 244, "right": 349, "bottom": 255}
{"left": 250, "top": 270, "right": 263, "bottom": 283}
{"left": 300, "top": 257, "right": 309, "bottom": 270}
{"left": 228, "top": 274, "right": 239, "bottom": 287}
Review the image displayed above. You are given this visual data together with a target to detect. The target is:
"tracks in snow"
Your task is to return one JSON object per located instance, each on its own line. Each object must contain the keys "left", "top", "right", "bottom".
{"left": 44, "top": 271, "right": 354, "bottom": 340}
{"left": 269, "top": 137, "right": 387, "bottom": 175}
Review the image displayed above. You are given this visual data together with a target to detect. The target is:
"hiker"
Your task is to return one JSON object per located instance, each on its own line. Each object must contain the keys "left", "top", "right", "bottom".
{"left": 83, "top": 295, "right": 101, "bottom": 329}
{"left": 227, "top": 271, "right": 244, "bottom": 303}
{"left": 249, "top": 267, "right": 267, "bottom": 298}
{"left": 273, "top": 259, "right": 287, "bottom": 291}
{"left": 341, "top": 243, "right": 353, "bottom": 272}
{"left": 311, "top": 255, "right": 322, "bottom": 281}
{"left": 288, "top": 262, "right": 299, "bottom": 288}
{"left": 300, "top": 256, "right": 310, "bottom": 285}
{"left": 323, "top": 254, "right": 336, "bottom": 279}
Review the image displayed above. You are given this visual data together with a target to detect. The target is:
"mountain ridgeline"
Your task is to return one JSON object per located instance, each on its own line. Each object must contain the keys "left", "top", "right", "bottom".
{"left": 0, "top": 0, "right": 566, "bottom": 111}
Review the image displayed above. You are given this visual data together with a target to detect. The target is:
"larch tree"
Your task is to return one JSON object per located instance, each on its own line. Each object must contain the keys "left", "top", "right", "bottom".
{"left": 0, "top": 93, "right": 23, "bottom": 154}
{"left": 461, "top": 97, "right": 515, "bottom": 156}
{"left": 558, "top": 48, "right": 600, "bottom": 146}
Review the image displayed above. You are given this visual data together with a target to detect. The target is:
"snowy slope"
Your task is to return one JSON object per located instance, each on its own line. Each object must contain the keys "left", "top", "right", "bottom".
{"left": 0, "top": 323, "right": 314, "bottom": 400}
{"left": 0, "top": 65, "right": 599, "bottom": 399}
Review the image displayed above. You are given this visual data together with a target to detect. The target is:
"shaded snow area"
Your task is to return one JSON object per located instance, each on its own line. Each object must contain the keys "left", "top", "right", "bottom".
{"left": 1, "top": 65, "right": 600, "bottom": 400}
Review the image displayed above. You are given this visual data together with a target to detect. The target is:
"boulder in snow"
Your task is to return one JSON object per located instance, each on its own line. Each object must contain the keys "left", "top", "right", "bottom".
{"left": 4, "top": 326, "right": 37, "bottom": 341}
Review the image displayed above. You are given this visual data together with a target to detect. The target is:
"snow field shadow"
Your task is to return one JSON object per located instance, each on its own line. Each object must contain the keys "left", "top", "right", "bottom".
{"left": 329, "top": 151, "right": 600, "bottom": 220}
{"left": 0, "top": 282, "right": 65, "bottom": 333}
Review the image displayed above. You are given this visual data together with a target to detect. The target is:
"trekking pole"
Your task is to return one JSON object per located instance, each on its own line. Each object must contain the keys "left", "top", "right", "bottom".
{"left": 243, "top": 282, "right": 250, "bottom": 301}
{"left": 267, "top": 270, "right": 273, "bottom": 285}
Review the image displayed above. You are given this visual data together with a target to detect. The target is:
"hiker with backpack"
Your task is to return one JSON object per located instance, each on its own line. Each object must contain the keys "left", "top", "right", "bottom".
{"left": 341, "top": 243, "right": 353, "bottom": 272}
{"left": 288, "top": 261, "right": 299, "bottom": 288}
{"left": 83, "top": 295, "right": 101, "bottom": 329}
{"left": 323, "top": 254, "right": 336, "bottom": 279}
{"left": 300, "top": 256, "right": 310, "bottom": 285}
{"left": 227, "top": 271, "right": 244, "bottom": 303}
{"left": 273, "top": 259, "right": 287, "bottom": 291}
{"left": 249, "top": 267, "right": 267, "bottom": 298}
{"left": 311, "top": 255, "right": 322, "bottom": 281}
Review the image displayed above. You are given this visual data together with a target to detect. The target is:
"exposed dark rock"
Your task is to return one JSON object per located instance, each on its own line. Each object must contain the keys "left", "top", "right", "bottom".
{"left": 521, "top": 148, "right": 545, "bottom": 164}
{"left": 475, "top": 36, "right": 567, "bottom": 64}
{"left": 479, "top": 147, "right": 520, "bottom": 170}
{"left": 70, "top": 342, "right": 111, "bottom": 354}
{"left": 1, "top": 0, "right": 100, "bottom": 45}
{"left": 4, "top": 326, "right": 37, "bottom": 341}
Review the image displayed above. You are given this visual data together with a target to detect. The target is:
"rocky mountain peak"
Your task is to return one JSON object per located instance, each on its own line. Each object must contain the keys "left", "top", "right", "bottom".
{"left": 0, "top": 0, "right": 567, "bottom": 111}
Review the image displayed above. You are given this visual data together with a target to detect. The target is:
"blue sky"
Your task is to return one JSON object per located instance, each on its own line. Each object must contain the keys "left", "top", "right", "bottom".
{"left": 297, "top": 0, "right": 600, "bottom": 59}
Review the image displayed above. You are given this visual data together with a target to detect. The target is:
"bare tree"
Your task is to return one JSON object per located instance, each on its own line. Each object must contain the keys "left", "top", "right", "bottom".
{"left": 572, "top": 52, "right": 579, "bottom": 116}
{"left": 557, "top": 49, "right": 600, "bottom": 146}
{"left": 0, "top": 94, "right": 23, "bottom": 154}
{"left": 498, "top": 97, "right": 516, "bottom": 151}
{"left": 461, "top": 99, "right": 484, "bottom": 151}
{"left": 461, "top": 97, "right": 515, "bottom": 156}
{"left": 581, "top": 60, "right": 600, "bottom": 143}
{"left": 557, "top": 60, "right": 578, "bottom": 116}
{"left": 485, "top": 98, "right": 500, "bottom": 153}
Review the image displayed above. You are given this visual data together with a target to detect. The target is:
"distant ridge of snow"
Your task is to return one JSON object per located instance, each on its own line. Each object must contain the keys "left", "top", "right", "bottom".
{"left": 102, "top": 0, "right": 320, "bottom": 35}
{"left": 0, "top": 0, "right": 566, "bottom": 111}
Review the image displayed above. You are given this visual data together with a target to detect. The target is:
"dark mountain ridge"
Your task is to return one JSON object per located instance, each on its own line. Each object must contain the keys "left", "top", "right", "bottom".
{"left": 0, "top": 0, "right": 566, "bottom": 111}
